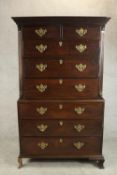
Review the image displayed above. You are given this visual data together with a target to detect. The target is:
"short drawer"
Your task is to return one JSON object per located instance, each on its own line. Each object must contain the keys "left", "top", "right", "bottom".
{"left": 20, "top": 119, "right": 102, "bottom": 137}
{"left": 23, "top": 59, "right": 99, "bottom": 78}
{"left": 22, "top": 79, "right": 99, "bottom": 99}
{"left": 20, "top": 137, "right": 101, "bottom": 156}
{"left": 63, "top": 26, "right": 100, "bottom": 40}
{"left": 18, "top": 100, "right": 104, "bottom": 119}
{"left": 23, "top": 40, "right": 99, "bottom": 58}
{"left": 22, "top": 26, "right": 60, "bottom": 40}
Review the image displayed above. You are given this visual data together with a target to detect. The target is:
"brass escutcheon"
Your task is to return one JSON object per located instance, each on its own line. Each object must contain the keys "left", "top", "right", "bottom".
{"left": 59, "top": 59, "right": 63, "bottom": 64}
{"left": 59, "top": 79, "right": 63, "bottom": 85}
{"left": 59, "top": 104, "right": 63, "bottom": 109}
{"left": 59, "top": 41, "right": 63, "bottom": 47}
{"left": 59, "top": 138, "right": 63, "bottom": 143}
{"left": 59, "top": 121, "right": 63, "bottom": 126}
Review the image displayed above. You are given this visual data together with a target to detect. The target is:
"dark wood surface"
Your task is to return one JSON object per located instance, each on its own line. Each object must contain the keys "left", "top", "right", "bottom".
{"left": 12, "top": 17, "right": 110, "bottom": 167}
{"left": 23, "top": 58, "right": 99, "bottom": 78}
{"left": 63, "top": 26, "right": 100, "bottom": 40}
{"left": 22, "top": 78, "right": 99, "bottom": 99}
{"left": 22, "top": 26, "right": 100, "bottom": 40}
{"left": 12, "top": 16, "right": 110, "bottom": 27}
{"left": 23, "top": 40, "right": 99, "bottom": 57}
{"left": 20, "top": 119, "right": 102, "bottom": 136}
{"left": 18, "top": 100, "right": 104, "bottom": 119}
{"left": 20, "top": 137, "right": 101, "bottom": 156}
{"left": 22, "top": 26, "right": 60, "bottom": 40}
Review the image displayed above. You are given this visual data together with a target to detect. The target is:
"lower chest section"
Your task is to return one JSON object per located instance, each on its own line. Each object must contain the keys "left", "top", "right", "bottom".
{"left": 18, "top": 99, "right": 104, "bottom": 157}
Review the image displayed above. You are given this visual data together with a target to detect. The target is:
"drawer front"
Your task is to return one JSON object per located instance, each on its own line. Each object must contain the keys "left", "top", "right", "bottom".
{"left": 22, "top": 79, "right": 99, "bottom": 99}
{"left": 63, "top": 26, "right": 100, "bottom": 40}
{"left": 24, "top": 59, "right": 99, "bottom": 78}
{"left": 18, "top": 100, "right": 104, "bottom": 119}
{"left": 22, "top": 26, "right": 60, "bottom": 40}
{"left": 21, "top": 137, "right": 101, "bottom": 156}
{"left": 23, "top": 41, "right": 99, "bottom": 58}
{"left": 20, "top": 119, "right": 102, "bottom": 137}
{"left": 22, "top": 26, "right": 100, "bottom": 41}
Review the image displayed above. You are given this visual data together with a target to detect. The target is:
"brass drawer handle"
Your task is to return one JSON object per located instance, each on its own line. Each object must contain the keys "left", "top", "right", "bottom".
{"left": 75, "top": 44, "right": 87, "bottom": 53}
{"left": 37, "top": 124, "right": 48, "bottom": 132}
{"left": 37, "top": 142, "right": 48, "bottom": 150}
{"left": 75, "top": 64, "right": 86, "bottom": 72}
{"left": 73, "top": 142, "right": 84, "bottom": 150}
{"left": 74, "top": 107, "right": 85, "bottom": 115}
{"left": 36, "top": 63, "right": 47, "bottom": 72}
{"left": 36, "top": 84, "right": 47, "bottom": 93}
{"left": 74, "top": 124, "right": 85, "bottom": 132}
{"left": 35, "top": 44, "right": 47, "bottom": 53}
{"left": 74, "top": 84, "right": 86, "bottom": 92}
{"left": 75, "top": 28, "right": 87, "bottom": 37}
{"left": 35, "top": 28, "right": 47, "bottom": 37}
{"left": 36, "top": 107, "right": 47, "bottom": 115}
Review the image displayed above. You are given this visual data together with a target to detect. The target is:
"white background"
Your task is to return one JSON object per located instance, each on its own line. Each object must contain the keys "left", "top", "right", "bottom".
{"left": 0, "top": 0, "right": 117, "bottom": 174}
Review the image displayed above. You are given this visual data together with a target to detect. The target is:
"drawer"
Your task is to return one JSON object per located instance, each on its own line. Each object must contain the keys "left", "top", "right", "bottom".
{"left": 22, "top": 26, "right": 100, "bottom": 41}
{"left": 63, "top": 26, "right": 100, "bottom": 40}
{"left": 23, "top": 40, "right": 99, "bottom": 58}
{"left": 22, "top": 79, "right": 99, "bottom": 99}
{"left": 22, "top": 26, "right": 60, "bottom": 40}
{"left": 18, "top": 100, "right": 104, "bottom": 119}
{"left": 21, "top": 137, "right": 101, "bottom": 156}
{"left": 20, "top": 119, "right": 102, "bottom": 137}
{"left": 24, "top": 59, "right": 99, "bottom": 78}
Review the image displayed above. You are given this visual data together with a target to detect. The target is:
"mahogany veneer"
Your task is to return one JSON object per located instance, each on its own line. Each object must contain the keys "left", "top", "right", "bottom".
{"left": 12, "top": 16, "right": 110, "bottom": 168}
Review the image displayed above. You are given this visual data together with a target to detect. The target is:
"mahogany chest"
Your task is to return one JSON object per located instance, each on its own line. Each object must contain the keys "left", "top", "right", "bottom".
{"left": 12, "top": 17, "right": 110, "bottom": 168}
